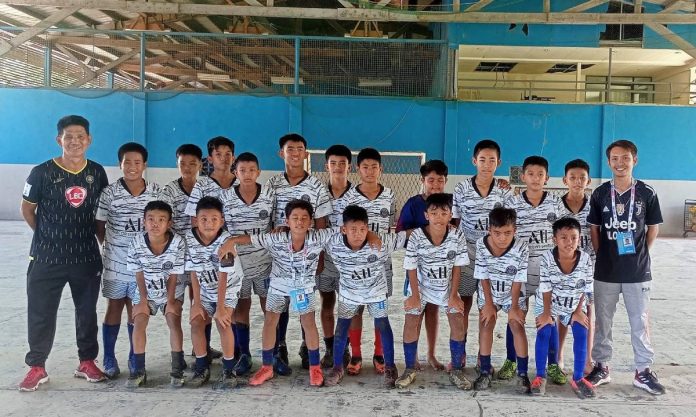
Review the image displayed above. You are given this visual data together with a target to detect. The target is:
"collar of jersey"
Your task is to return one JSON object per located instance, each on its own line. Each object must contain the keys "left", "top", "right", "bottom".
{"left": 484, "top": 236, "right": 516, "bottom": 257}
{"left": 552, "top": 247, "right": 582, "bottom": 274}
{"left": 52, "top": 158, "right": 88, "bottom": 175}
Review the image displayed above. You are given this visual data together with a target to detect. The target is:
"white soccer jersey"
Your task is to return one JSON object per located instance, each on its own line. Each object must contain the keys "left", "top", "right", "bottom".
{"left": 327, "top": 232, "right": 407, "bottom": 305}
{"left": 403, "top": 228, "right": 469, "bottom": 306}
{"left": 184, "top": 229, "right": 244, "bottom": 304}
{"left": 505, "top": 191, "right": 562, "bottom": 282}
{"left": 452, "top": 177, "right": 512, "bottom": 244}
{"left": 558, "top": 194, "right": 594, "bottom": 259}
{"left": 537, "top": 249, "right": 594, "bottom": 317}
{"left": 218, "top": 184, "right": 274, "bottom": 281}
{"left": 265, "top": 173, "right": 332, "bottom": 227}
{"left": 250, "top": 229, "right": 335, "bottom": 296}
{"left": 474, "top": 236, "right": 529, "bottom": 306}
{"left": 127, "top": 232, "right": 186, "bottom": 303}
{"left": 320, "top": 182, "right": 355, "bottom": 281}
{"left": 342, "top": 185, "right": 395, "bottom": 233}
{"left": 161, "top": 178, "right": 192, "bottom": 236}
{"left": 96, "top": 179, "right": 161, "bottom": 282}
{"left": 184, "top": 176, "right": 236, "bottom": 217}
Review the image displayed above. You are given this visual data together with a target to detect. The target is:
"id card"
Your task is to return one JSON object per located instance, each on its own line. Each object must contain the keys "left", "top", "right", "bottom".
{"left": 289, "top": 288, "right": 309, "bottom": 312}
{"left": 617, "top": 231, "right": 636, "bottom": 255}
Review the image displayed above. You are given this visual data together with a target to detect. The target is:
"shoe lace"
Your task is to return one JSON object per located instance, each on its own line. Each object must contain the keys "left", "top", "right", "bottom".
{"left": 640, "top": 370, "right": 659, "bottom": 383}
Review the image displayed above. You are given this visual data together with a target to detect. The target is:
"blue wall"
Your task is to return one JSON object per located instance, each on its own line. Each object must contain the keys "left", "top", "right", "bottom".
{"left": 1, "top": 88, "right": 694, "bottom": 180}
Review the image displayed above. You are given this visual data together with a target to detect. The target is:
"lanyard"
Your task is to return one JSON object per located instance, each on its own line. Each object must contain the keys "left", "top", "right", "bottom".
{"left": 610, "top": 180, "right": 636, "bottom": 229}
{"left": 288, "top": 237, "right": 308, "bottom": 288}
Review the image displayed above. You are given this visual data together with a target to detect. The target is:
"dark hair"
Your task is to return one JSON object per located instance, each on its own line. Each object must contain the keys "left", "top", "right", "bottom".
{"left": 342, "top": 205, "right": 369, "bottom": 224}
{"left": 284, "top": 199, "right": 313, "bottom": 219}
{"left": 176, "top": 143, "right": 203, "bottom": 160}
{"left": 118, "top": 142, "right": 148, "bottom": 163}
{"left": 606, "top": 139, "right": 638, "bottom": 158}
{"left": 196, "top": 196, "right": 224, "bottom": 215}
{"left": 420, "top": 159, "right": 448, "bottom": 178}
{"left": 325, "top": 144, "right": 352, "bottom": 163}
{"left": 489, "top": 207, "right": 517, "bottom": 228}
{"left": 144, "top": 200, "right": 173, "bottom": 219}
{"left": 357, "top": 147, "right": 381, "bottom": 166}
{"left": 207, "top": 136, "right": 235, "bottom": 156}
{"left": 564, "top": 159, "right": 590, "bottom": 176}
{"left": 279, "top": 133, "right": 307, "bottom": 149}
{"left": 235, "top": 152, "right": 260, "bottom": 169}
{"left": 425, "top": 193, "right": 453, "bottom": 211}
{"left": 552, "top": 217, "right": 581, "bottom": 236}
{"left": 473, "top": 139, "right": 501, "bottom": 158}
{"left": 57, "top": 115, "right": 90, "bottom": 135}
{"left": 522, "top": 155, "right": 548, "bottom": 172}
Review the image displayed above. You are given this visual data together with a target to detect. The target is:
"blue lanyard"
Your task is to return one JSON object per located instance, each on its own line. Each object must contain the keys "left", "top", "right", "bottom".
{"left": 610, "top": 180, "right": 636, "bottom": 229}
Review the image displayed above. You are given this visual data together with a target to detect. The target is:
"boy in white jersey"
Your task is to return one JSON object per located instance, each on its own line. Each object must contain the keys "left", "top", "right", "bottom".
{"left": 126, "top": 201, "right": 186, "bottom": 388}
{"left": 317, "top": 144, "right": 354, "bottom": 369}
{"left": 396, "top": 194, "right": 470, "bottom": 390}
{"left": 531, "top": 217, "right": 595, "bottom": 398}
{"left": 96, "top": 142, "right": 161, "bottom": 379}
{"left": 473, "top": 207, "right": 530, "bottom": 393}
{"left": 265, "top": 133, "right": 332, "bottom": 374}
{"left": 452, "top": 139, "right": 511, "bottom": 371}
{"left": 161, "top": 144, "right": 203, "bottom": 236}
{"left": 218, "top": 152, "right": 274, "bottom": 376}
{"left": 186, "top": 197, "right": 244, "bottom": 389}
{"left": 343, "top": 148, "right": 395, "bottom": 376}
{"left": 503, "top": 155, "right": 562, "bottom": 380}
{"left": 324, "top": 205, "right": 408, "bottom": 388}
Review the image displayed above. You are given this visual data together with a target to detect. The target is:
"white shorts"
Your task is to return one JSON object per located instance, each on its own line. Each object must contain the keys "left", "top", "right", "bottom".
{"left": 405, "top": 298, "right": 461, "bottom": 316}
{"left": 201, "top": 300, "right": 238, "bottom": 317}
{"left": 132, "top": 275, "right": 187, "bottom": 306}
{"left": 533, "top": 299, "right": 587, "bottom": 326}
{"left": 102, "top": 279, "right": 137, "bottom": 300}
{"left": 265, "top": 291, "right": 317, "bottom": 315}
{"left": 239, "top": 274, "right": 270, "bottom": 299}
{"left": 337, "top": 300, "right": 388, "bottom": 319}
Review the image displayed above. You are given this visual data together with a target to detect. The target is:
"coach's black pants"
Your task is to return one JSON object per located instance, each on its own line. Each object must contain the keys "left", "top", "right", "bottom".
{"left": 25, "top": 261, "right": 102, "bottom": 367}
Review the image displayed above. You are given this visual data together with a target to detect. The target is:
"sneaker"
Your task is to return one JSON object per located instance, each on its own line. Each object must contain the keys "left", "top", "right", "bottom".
{"left": 273, "top": 344, "right": 292, "bottom": 376}
{"left": 249, "top": 365, "right": 274, "bottom": 386}
{"left": 547, "top": 364, "right": 567, "bottom": 385}
{"left": 530, "top": 376, "right": 546, "bottom": 395}
{"left": 474, "top": 372, "right": 492, "bottom": 391}
{"left": 208, "top": 347, "right": 223, "bottom": 361}
{"left": 309, "top": 365, "right": 324, "bottom": 387}
{"left": 299, "top": 342, "right": 309, "bottom": 370}
{"left": 570, "top": 377, "right": 596, "bottom": 399}
{"left": 188, "top": 367, "right": 210, "bottom": 388}
{"left": 497, "top": 359, "right": 517, "bottom": 380}
{"left": 586, "top": 363, "right": 611, "bottom": 387}
{"left": 232, "top": 353, "right": 253, "bottom": 376}
{"left": 213, "top": 369, "right": 238, "bottom": 390}
{"left": 449, "top": 368, "right": 472, "bottom": 390}
{"left": 516, "top": 374, "right": 532, "bottom": 394}
{"left": 346, "top": 356, "right": 363, "bottom": 376}
{"left": 125, "top": 370, "right": 147, "bottom": 388}
{"left": 320, "top": 348, "right": 334, "bottom": 369}
{"left": 372, "top": 355, "right": 385, "bottom": 374}
{"left": 395, "top": 368, "right": 417, "bottom": 389}
{"left": 383, "top": 365, "right": 399, "bottom": 388}
{"left": 102, "top": 356, "right": 120, "bottom": 379}
{"left": 324, "top": 367, "right": 344, "bottom": 386}
{"left": 633, "top": 369, "right": 666, "bottom": 395}
{"left": 74, "top": 360, "right": 107, "bottom": 382}
{"left": 19, "top": 366, "right": 49, "bottom": 392}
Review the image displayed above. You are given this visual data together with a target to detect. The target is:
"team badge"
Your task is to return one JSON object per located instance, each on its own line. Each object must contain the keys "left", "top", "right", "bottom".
{"left": 65, "top": 186, "right": 87, "bottom": 208}
{"left": 380, "top": 208, "right": 390, "bottom": 218}
{"left": 367, "top": 254, "right": 378, "bottom": 263}
{"left": 259, "top": 209, "right": 269, "bottom": 219}
{"left": 162, "top": 261, "right": 174, "bottom": 271}
{"left": 86, "top": 175, "right": 94, "bottom": 184}
{"left": 505, "top": 266, "right": 518, "bottom": 275}
{"left": 307, "top": 252, "right": 318, "bottom": 260}
{"left": 494, "top": 202, "right": 503, "bottom": 209}
{"left": 635, "top": 201, "right": 643, "bottom": 216}
{"left": 575, "top": 279, "right": 585, "bottom": 289}
{"left": 447, "top": 250, "right": 456, "bottom": 260}
{"left": 301, "top": 194, "right": 311, "bottom": 202}
{"left": 616, "top": 203, "right": 625, "bottom": 216}
{"left": 547, "top": 213, "right": 557, "bottom": 222}
{"left": 210, "top": 254, "right": 220, "bottom": 263}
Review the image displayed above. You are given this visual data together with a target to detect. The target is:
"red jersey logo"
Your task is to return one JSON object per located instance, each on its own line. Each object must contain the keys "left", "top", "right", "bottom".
{"left": 65, "top": 186, "right": 88, "bottom": 208}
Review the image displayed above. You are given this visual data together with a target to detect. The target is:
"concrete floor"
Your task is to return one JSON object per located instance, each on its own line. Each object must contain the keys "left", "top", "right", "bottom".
{"left": 0, "top": 220, "right": 694, "bottom": 416}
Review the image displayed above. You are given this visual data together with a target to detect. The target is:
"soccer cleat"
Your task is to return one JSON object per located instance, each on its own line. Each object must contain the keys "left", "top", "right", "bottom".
{"left": 273, "top": 344, "right": 293, "bottom": 376}
{"left": 213, "top": 369, "right": 238, "bottom": 390}
{"left": 372, "top": 355, "right": 386, "bottom": 374}
{"left": 102, "top": 356, "right": 120, "bottom": 379}
{"left": 232, "top": 353, "right": 253, "bottom": 376}
{"left": 188, "top": 367, "right": 211, "bottom": 388}
{"left": 633, "top": 369, "right": 666, "bottom": 395}
{"left": 324, "top": 367, "right": 345, "bottom": 387}
{"left": 125, "top": 370, "right": 147, "bottom": 388}
{"left": 74, "top": 360, "right": 107, "bottom": 383}
{"left": 570, "top": 377, "right": 596, "bottom": 399}
{"left": 497, "top": 359, "right": 517, "bottom": 380}
{"left": 547, "top": 364, "right": 567, "bottom": 385}
{"left": 299, "top": 342, "right": 309, "bottom": 370}
{"left": 346, "top": 356, "right": 363, "bottom": 376}
{"left": 309, "top": 365, "right": 324, "bottom": 387}
{"left": 586, "top": 363, "right": 611, "bottom": 387}
{"left": 449, "top": 369, "right": 472, "bottom": 390}
{"left": 516, "top": 374, "right": 532, "bottom": 395}
{"left": 249, "top": 365, "right": 274, "bottom": 386}
{"left": 474, "top": 372, "right": 493, "bottom": 391}
{"left": 530, "top": 376, "right": 547, "bottom": 395}
{"left": 19, "top": 366, "right": 49, "bottom": 392}
{"left": 395, "top": 368, "right": 417, "bottom": 389}
{"left": 383, "top": 365, "right": 399, "bottom": 388}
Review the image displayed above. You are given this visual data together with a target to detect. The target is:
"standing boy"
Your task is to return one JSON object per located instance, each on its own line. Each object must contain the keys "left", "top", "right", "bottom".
{"left": 161, "top": 144, "right": 203, "bottom": 237}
